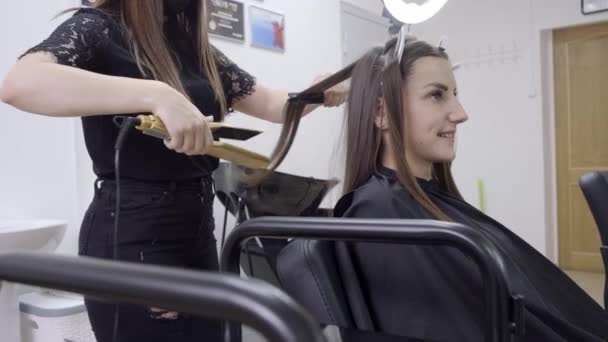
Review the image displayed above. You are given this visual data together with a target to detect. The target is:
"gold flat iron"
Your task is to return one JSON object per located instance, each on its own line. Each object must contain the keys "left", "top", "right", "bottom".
{"left": 133, "top": 115, "right": 270, "bottom": 170}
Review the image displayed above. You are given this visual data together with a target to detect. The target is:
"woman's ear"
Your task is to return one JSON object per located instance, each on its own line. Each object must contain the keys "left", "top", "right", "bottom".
{"left": 374, "top": 97, "right": 389, "bottom": 130}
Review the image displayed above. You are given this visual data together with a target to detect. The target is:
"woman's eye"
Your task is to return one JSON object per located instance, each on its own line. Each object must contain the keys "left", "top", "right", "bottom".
{"left": 431, "top": 91, "right": 444, "bottom": 101}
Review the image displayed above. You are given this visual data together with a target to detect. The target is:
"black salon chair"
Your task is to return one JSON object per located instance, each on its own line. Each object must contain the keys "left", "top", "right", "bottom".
{"left": 213, "top": 162, "right": 337, "bottom": 286}
{"left": 221, "top": 217, "right": 524, "bottom": 342}
{"left": 276, "top": 239, "right": 406, "bottom": 341}
{"left": 579, "top": 171, "right": 608, "bottom": 308}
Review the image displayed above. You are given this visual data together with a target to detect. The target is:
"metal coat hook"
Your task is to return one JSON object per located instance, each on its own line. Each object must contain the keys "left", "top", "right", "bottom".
{"left": 438, "top": 35, "right": 448, "bottom": 49}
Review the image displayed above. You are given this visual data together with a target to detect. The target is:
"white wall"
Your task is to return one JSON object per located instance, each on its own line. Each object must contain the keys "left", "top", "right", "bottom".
{"left": 213, "top": 0, "right": 343, "bottom": 179}
{"left": 0, "top": 0, "right": 80, "bottom": 255}
{"left": 534, "top": 0, "right": 608, "bottom": 30}
{"left": 1, "top": 0, "right": 354, "bottom": 255}
{"left": 342, "top": 0, "right": 383, "bottom": 16}
{"left": 408, "top": 0, "right": 608, "bottom": 258}
{"left": 533, "top": 0, "right": 608, "bottom": 260}
{"left": 405, "top": 0, "right": 548, "bottom": 254}
{"left": 6, "top": 0, "right": 608, "bottom": 260}
{"left": 208, "top": 0, "right": 347, "bottom": 241}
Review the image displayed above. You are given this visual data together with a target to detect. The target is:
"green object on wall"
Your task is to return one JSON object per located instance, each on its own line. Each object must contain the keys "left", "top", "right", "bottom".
{"left": 478, "top": 178, "right": 486, "bottom": 214}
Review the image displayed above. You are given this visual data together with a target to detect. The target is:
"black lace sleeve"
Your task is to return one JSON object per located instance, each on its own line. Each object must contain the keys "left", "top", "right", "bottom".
{"left": 212, "top": 46, "right": 256, "bottom": 110}
{"left": 20, "top": 10, "right": 112, "bottom": 71}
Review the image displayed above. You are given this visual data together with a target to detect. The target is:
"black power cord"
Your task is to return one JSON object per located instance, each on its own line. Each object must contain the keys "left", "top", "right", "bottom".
{"left": 110, "top": 116, "right": 139, "bottom": 342}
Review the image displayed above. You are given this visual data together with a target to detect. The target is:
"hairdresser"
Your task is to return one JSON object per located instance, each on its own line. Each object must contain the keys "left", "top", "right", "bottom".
{"left": 0, "top": 0, "right": 347, "bottom": 341}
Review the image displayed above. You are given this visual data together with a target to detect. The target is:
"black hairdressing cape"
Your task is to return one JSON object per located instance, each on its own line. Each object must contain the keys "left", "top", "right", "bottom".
{"left": 334, "top": 167, "right": 608, "bottom": 341}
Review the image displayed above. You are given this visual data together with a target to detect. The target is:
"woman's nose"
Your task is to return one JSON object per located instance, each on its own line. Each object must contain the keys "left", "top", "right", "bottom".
{"left": 449, "top": 100, "right": 468, "bottom": 124}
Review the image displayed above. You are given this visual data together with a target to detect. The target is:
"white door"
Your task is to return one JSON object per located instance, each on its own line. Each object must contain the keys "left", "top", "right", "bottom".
{"left": 341, "top": 2, "right": 391, "bottom": 66}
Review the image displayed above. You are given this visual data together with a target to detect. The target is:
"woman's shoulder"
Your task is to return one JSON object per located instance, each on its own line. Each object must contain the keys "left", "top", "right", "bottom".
{"left": 334, "top": 171, "right": 416, "bottom": 218}
{"left": 19, "top": 7, "right": 123, "bottom": 67}
{"left": 209, "top": 44, "right": 231, "bottom": 66}
{"left": 67, "top": 7, "right": 121, "bottom": 33}
{"left": 73, "top": 7, "right": 117, "bottom": 20}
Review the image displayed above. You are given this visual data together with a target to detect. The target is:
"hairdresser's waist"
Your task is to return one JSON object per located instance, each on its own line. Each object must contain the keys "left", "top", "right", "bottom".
{"left": 97, "top": 176, "right": 212, "bottom": 193}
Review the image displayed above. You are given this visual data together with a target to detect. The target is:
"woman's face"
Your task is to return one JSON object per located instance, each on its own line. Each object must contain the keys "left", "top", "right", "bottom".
{"left": 402, "top": 56, "right": 468, "bottom": 168}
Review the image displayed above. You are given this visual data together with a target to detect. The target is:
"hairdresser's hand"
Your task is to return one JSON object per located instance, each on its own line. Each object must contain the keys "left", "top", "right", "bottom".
{"left": 152, "top": 83, "right": 214, "bottom": 156}
{"left": 313, "top": 73, "right": 349, "bottom": 107}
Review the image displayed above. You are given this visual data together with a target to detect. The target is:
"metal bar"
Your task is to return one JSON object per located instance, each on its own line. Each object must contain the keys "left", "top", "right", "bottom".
{"left": 0, "top": 252, "right": 325, "bottom": 342}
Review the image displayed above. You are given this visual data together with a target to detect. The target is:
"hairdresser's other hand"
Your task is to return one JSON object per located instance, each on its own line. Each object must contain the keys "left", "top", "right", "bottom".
{"left": 152, "top": 82, "right": 214, "bottom": 156}
{"left": 313, "top": 73, "right": 349, "bottom": 107}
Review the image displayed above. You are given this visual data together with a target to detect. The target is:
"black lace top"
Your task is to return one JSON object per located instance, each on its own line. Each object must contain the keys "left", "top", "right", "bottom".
{"left": 22, "top": 8, "right": 256, "bottom": 180}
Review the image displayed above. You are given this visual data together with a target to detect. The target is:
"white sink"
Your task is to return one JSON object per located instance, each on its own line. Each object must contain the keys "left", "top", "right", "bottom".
{"left": 0, "top": 219, "right": 68, "bottom": 342}
{"left": 0, "top": 219, "right": 67, "bottom": 253}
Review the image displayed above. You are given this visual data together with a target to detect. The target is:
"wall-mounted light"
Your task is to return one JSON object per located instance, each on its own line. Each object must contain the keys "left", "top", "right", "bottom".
{"left": 382, "top": 0, "right": 449, "bottom": 24}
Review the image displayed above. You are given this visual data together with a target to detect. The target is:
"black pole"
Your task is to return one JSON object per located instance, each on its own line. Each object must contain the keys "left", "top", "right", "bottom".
{"left": 220, "top": 217, "right": 523, "bottom": 342}
{"left": 0, "top": 252, "right": 325, "bottom": 342}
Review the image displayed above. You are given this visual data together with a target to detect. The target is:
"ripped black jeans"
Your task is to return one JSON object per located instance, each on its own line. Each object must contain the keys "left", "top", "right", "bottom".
{"left": 78, "top": 177, "right": 222, "bottom": 342}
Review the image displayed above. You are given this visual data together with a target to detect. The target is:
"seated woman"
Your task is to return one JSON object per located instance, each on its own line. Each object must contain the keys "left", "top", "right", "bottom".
{"left": 267, "top": 36, "right": 608, "bottom": 341}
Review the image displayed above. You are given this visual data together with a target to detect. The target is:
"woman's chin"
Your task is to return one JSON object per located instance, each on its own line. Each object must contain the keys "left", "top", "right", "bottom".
{"left": 429, "top": 151, "right": 456, "bottom": 163}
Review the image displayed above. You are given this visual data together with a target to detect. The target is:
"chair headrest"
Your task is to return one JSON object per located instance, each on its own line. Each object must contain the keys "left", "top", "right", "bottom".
{"left": 213, "top": 162, "right": 338, "bottom": 217}
{"left": 276, "top": 240, "right": 353, "bottom": 327}
{"left": 580, "top": 172, "right": 608, "bottom": 244}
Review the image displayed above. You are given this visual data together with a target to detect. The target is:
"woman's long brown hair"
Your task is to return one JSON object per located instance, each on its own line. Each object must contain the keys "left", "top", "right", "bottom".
{"left": 78, "top": 0, "right": 228, "bottom": 117}
{"left": 267, "top": 37, "right": 462, "bottom": 220}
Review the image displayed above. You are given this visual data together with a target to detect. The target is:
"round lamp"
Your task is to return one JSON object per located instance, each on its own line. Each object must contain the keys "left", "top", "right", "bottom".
{"left": 382, "top": 0, "right": 449, "bottom": 24}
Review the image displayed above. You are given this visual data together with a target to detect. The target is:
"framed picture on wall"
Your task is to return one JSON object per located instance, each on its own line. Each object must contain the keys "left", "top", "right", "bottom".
{"left": 207, "top": 0, "right": 245, "bottom": 43}
{"left": 582, "top": 0, "right": 608, "bottom": 15}
{"left": 249, "top": 6, "right": 285, "bottom": 53}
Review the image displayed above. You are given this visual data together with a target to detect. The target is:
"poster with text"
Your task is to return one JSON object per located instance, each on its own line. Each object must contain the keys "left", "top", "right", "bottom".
{"left": 249, "top": 6, "right": 285, "bottom": 53}
{"left": 207, "top": 0, "right": 245, "bottom": 43}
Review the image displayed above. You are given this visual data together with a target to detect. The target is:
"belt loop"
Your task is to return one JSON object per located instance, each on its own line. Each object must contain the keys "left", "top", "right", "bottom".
{"left": 94, "top": 178, "right": 102, "bottom": 198}
{"left": 163, "top": 181, "right": 176, "bottom": 201}
{"left": 200, "top": 176, "right": 214, "bottom": 202}
{"left": 201, "top": 176, "right": 213, "bottom": 194}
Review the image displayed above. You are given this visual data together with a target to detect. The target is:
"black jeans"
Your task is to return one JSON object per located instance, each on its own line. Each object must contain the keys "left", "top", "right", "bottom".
{"left": 78, "top": 177, "right": 222, "bottom": 342}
